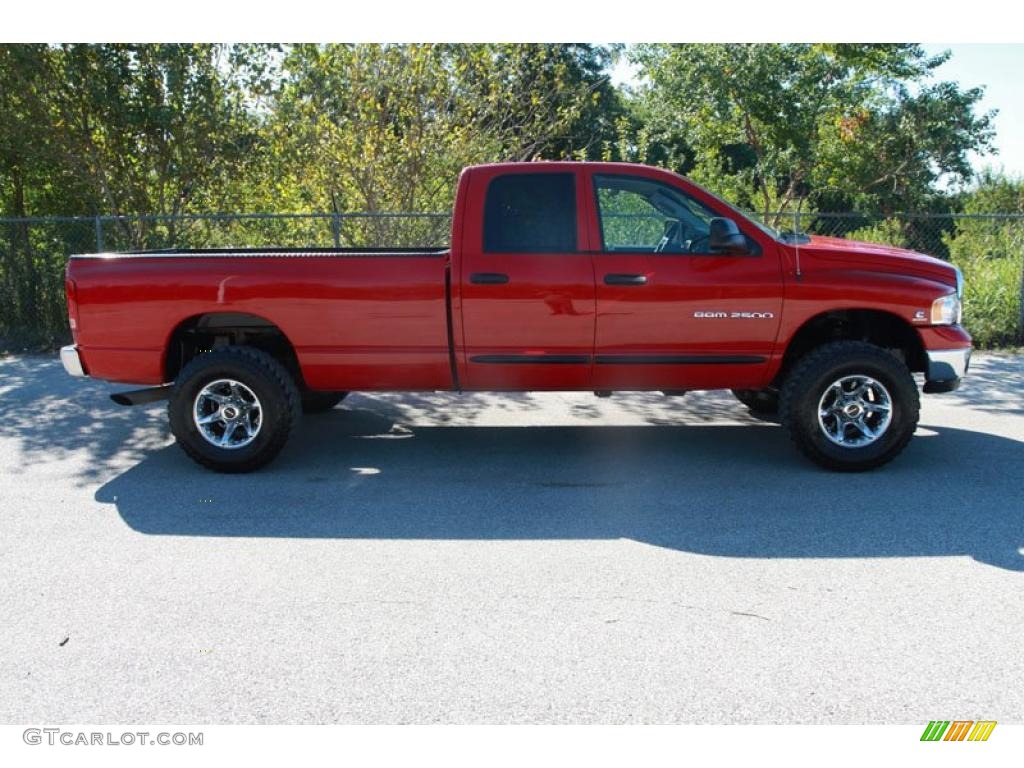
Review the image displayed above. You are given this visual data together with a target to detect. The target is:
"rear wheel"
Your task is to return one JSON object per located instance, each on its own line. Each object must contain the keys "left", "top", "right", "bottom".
{"left": 300, "top": 390, "right": 348, "bottom": 414}
{"left": 779, "top": 341, "right": 919, "bottom": 471}
{"left": 168, "top": 346, "right": 300, "bottom": 473}
{"left": 731, "top": 388, "right": 778, "bottom": 414}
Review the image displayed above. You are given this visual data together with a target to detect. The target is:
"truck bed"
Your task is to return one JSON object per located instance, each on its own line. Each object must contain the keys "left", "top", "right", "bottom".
{"left": 68, "top": 248, "right": 454, "bottom": 390}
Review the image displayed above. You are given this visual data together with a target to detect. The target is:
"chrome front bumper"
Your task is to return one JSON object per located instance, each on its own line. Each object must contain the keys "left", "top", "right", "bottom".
{"left": 60, "top": 345, "right": 87, "bottom": 377}
{"left": 924, "top": 347, "right": 971, "bottom": 393}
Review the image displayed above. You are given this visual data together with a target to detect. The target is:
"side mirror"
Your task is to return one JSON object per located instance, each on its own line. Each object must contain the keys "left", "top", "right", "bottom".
{"left": 708, "top": 218, "right": 750, "bottom": 254}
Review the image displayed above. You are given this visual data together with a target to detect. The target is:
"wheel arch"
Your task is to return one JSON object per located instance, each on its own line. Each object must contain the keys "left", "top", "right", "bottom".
{"left": 778, "top": 308, "right": 927, "bottom": 384}
{"left": 163, "top": 312, "right": 303, "bottom": 386}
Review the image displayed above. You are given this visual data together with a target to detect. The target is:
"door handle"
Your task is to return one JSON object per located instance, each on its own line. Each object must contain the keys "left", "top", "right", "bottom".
{"left": 470, "top": 272, "right": 510, "bottom": 285}
{"left": 604, "top": 273, "right": 647, "bottom": 286}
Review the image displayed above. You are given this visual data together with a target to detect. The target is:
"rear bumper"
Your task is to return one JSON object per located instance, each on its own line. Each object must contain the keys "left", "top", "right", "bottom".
{"left": 923, "top": 347, "right": 971, "bottom": 393}
{"left": 60, "top": 345, "right": 87, "bottom": 377}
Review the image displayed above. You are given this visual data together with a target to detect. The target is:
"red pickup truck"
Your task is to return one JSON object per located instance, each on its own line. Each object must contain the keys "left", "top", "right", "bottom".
{"left": 61, "top": 162, "right": 970, "bottom": 473}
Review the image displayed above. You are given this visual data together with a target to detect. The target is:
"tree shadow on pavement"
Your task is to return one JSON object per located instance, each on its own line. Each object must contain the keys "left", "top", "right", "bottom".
{"left": 96, "top": 404, "right": 1024, "bottom": 572}
{"left": 0, "top": 356, "right": 541, "bottom": 484}
{"left": 0, "top": 356, "right": 173, "bottom": 484}
{"left": 950, "top": 353, "right": 1024, "bottom": 416}
{"left": 0, "top": 354, "right": 755, "bottom": 483}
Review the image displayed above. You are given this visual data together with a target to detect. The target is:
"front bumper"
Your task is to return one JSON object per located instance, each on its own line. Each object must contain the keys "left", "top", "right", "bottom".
{"left": 60, "top": 345, "right": 87, "bottom": 377}
{"left": 923, "top": 347, "right": 971, "bottom": 393}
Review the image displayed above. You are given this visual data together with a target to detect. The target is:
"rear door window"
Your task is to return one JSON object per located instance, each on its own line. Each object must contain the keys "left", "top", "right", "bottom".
{"left": 483, "top": 173, "right": 577, "bottom": 253}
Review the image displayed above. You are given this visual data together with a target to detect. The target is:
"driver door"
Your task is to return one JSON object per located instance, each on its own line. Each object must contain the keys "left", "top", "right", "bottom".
{"left": 586, "top": 169, "right": 783, "bottom": 391}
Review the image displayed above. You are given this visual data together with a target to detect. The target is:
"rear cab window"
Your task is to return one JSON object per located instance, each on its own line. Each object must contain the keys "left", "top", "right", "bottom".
{"left": 483, "top": 173, "right": 577, "bottom": 253}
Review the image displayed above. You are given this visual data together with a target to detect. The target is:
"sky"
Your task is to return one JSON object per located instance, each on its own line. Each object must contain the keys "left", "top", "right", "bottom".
{"left": 611, "top": 44, "right": 1024, "bottom": 180}
{"left": 923, "top": 44, "right": 1024, "bottom": 178}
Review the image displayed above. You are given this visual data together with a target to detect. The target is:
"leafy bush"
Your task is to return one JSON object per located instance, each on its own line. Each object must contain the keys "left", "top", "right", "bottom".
{"left": 944, "top": 172, "right": 1024, "bottom": 348}
{"left": 945, "top": 220, "right": 1023, "bottom": 348}
{"left": 844, "top": 218, "right": 906, "bottom": 248}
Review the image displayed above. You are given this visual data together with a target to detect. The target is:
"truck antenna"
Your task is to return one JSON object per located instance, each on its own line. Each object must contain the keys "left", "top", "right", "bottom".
{"left": 793, "top": 202, "right": 803, "bottom": 282}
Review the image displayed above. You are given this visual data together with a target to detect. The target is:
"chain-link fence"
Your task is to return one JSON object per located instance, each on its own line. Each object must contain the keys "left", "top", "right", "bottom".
{"left": 1, "top": 211, "right": 1022, "bottom": 351}
{"left": 0, "top": 212, "right": 452, "bottom": 349}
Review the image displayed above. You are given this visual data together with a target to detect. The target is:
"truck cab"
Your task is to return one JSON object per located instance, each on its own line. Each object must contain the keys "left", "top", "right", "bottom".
{"left": 454, "top": 162, "right": 785, "bottom": 393}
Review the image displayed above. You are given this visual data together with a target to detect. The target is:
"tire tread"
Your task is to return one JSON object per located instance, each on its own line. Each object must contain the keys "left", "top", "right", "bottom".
{"left": 779, "top": 341, "right": 919, "bottom": 471}
{"left": 168, "top": 346, "right": 300, "bottom": 473}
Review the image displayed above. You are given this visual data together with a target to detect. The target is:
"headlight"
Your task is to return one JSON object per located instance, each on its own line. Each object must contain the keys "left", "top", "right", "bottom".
{"left": 930, "top": 292, "right": 961, "bottom": 325}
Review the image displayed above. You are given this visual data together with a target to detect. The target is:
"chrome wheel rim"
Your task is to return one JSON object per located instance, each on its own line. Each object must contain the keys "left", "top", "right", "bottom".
{"left": 817, "top": 375, "right": 892, "bottom": 448}
{"left": 193, "top": 379, "right": 262, "bottom": 449}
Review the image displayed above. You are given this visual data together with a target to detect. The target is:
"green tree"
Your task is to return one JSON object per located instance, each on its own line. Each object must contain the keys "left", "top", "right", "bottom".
{"left": 0, "top": 45, "right": 88, "bottom": 336}
{"left": 0, "top": 44, "right": 270, "bottom": 344}
{"left": 450, "top": 44, "right": 623, "bottom": 163}
{"left": 1, "top": 44, "right": 275, "bottom": 222}
{"left": 42, "top": 44, "right": 268, "bottom": 247}
{"left": 269, "top": 44, "right": 621, "bottom": 242}
{"left": 626, "top": 44, "right": 995, "bottom": 223}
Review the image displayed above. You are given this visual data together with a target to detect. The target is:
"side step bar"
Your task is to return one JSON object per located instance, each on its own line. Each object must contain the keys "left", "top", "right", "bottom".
{"left": 110, "top": 385, "right": 173, "bottom": 406}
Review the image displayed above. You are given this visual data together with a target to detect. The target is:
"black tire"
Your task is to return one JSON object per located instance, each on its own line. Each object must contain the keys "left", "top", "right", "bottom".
{"left": 731, "top": 388, "right": 779, "bottom": 414}
{"left": 300, "top": 390, "right": 348, "bottom": 414}
{"left": 779, "top": 341, "right": 919, "bottom": 472}
{"left": 168, "top": 346, "right": 301, "bottom": 473}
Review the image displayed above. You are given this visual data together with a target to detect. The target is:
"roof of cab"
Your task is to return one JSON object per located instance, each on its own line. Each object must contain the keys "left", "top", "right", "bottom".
{"left": 464, "top": 160, "right": 666, "bottom": 174}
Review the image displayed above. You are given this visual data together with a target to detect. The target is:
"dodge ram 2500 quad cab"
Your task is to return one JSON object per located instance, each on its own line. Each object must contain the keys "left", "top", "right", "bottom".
{"left": 61, "top": 162, "right": 971, "bottom": 472}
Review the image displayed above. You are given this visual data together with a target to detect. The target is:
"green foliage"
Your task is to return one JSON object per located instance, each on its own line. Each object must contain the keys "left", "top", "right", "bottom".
{"left": 625, "top": 44, "right": 995, "bottom": 222}
{"left": 944, "top": 173, "right": 1024, "bottom": 347}
{"left": 955, "top": 251, "right": 1022, "bottom": 348}
{"left": 844, "top": 218, "right": 908, "bottom": 248}
{"left": 268, "top": 44, "right": 621, "bottom": 220}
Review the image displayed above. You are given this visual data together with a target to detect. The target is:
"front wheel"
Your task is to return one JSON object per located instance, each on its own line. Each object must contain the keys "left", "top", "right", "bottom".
{"left": 779, "top": 341, "right": 919, "bottom": 471}
{"left": 168, "top": 346, "right": 301, "bottom": 473}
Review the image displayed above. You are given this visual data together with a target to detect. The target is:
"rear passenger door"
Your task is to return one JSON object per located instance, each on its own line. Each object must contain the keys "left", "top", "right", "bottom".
{"left": 457, "top": 168, "right": 596, "bottom": 390}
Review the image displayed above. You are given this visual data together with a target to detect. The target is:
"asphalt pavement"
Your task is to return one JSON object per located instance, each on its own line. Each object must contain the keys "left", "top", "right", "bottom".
{"left": 1, "top": 352, "right": 1022, "bottom": 723}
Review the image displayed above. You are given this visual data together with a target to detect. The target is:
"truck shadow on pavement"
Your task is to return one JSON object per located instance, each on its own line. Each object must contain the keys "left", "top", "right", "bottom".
{"left": 95, "top": 403, "right": 1024, "bottom": 572}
